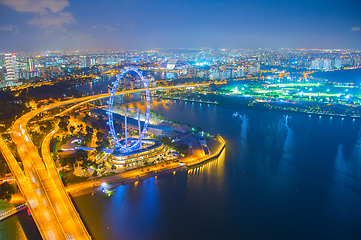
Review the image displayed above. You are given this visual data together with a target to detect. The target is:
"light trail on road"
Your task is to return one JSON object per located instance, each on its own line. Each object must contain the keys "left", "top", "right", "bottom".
{"left": 5, "top": 83, "right": 212, "bottom": 239}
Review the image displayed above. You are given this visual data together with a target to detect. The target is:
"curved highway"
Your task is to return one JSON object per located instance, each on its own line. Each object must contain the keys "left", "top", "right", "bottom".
{"left": 7, "top": 83, "right": 211, "bottom": 239}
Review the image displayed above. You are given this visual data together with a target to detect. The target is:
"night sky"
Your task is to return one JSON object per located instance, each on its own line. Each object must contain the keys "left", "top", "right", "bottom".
{"left": 0, "top": 0, "right": 360, "bottom": 52}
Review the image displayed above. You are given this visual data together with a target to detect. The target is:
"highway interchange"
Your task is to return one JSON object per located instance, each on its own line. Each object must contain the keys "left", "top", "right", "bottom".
{"left": 1, "top": 83, "right": 214, "bottom": 239}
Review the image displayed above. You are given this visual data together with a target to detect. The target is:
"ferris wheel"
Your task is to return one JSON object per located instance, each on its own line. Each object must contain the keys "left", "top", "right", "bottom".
{"left": 107, "top": 67, "right": 151, "bottom": 152}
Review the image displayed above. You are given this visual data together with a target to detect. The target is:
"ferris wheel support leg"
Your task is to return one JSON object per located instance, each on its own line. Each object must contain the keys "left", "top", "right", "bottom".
{"left": 137, "top": 109, "right": 142, "bottom": 148}
{"left": 125, "top": 108, "right": 128, "bottom": 147}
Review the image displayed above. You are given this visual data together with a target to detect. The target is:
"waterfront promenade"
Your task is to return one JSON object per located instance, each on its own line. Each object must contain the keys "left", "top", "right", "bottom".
{"left": 62, "top": 136, "right": 225, "bottom": 197}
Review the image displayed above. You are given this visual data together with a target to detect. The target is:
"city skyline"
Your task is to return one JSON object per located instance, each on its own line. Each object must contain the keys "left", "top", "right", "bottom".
{"left": 0, "top": 0, "right": 360, "bottom": 52}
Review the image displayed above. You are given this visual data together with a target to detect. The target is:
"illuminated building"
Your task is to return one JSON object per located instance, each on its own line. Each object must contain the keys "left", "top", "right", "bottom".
{"left": 158, "top": 59, "right": 191, "bottom": 69}
{"left": 311, "top": 59, "right": 332, "bottom": 70}
{"left": 4, "top": 53, "right": 18, "bottom": 83}
{"left": 79, "top": 56, "right": 87, "bottom": 68}
{"left": 109, "top": 138, "right": 166, "bottom": 167}
{"left": 19, "top": 71, "right": 42, "bottom": 80}
{"left": 28, "top": 58, "right": 34, "bottom": 72}
{"left": 237, "top": 66, "right": 245, "bottom": 77}
{"left": 0, "top": 68, "right": 5, "bottom": 83}
{"left": 248, "top": 65, "right": 258, "bottom": 75}
{"left": 323, "top": 59, "right": 331, "bottom": 70}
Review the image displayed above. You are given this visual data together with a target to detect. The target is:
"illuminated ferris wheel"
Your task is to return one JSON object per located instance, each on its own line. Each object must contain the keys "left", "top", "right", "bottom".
{"left": 107, "top": 67, "right": 151, "bottom": 152}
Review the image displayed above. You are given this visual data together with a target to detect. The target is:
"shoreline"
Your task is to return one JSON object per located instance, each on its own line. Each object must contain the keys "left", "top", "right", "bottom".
{"left": 68, "top": 136, "right": 226, "bottom": 198}
{"left": 155, "top": 95, "right": 361, "bottom": 118}
{"left": 69, "top": 166, "right": 186, "bottom": 198}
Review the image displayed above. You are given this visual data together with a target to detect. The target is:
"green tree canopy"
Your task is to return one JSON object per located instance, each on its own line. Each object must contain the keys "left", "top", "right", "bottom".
{"left": 0, "top": 182, "right": 16, "bottom": 201}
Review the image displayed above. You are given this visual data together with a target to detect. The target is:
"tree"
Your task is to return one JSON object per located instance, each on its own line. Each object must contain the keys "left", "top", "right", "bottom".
{"left": 96, "top": 138, "right": 107, "bottom": 153}
{"left": 0, "top": 155, "right": 8, "bottom": 178}
{"left": 75, "top": 150, "right": 88, "bottom": 163}
{"left": 96, "top": 131, "right": 104, "bottom": 141}
{"left": 95, "top": 144, "right": 103, "bottom": 153}
{"left": 67, "top": 156, "right": 76, "bottom": 168}
{"left": 58, "top": 120, "right": 68, "bottom": 131}
{"left": 85, "top": 126, "right": 93, "bottom": 135}
{"left": 92, "top": 170, "right": 98, "bottom": 177}
{"left": 84, "top": 133, "right": 93, "bottom": 143}
{"left": 69, "top": 126, "right": 75, "bottom": 134}
{"left": 91, "top": 121, "right": 99, "bottom": 129}
{"left": 39, "top": 125, "right": 46, "bottom": 133}
{"left": 0, "top": 182, "right": 16, "bottom": 201}
{"left": 58, "top": 157, "right": 68, "bottom": 167}
{"left": 77, "top": 124, "right": 84, "bottom": 133}
{"left": 58, "top": 155, "right": 76, "bottom": 168}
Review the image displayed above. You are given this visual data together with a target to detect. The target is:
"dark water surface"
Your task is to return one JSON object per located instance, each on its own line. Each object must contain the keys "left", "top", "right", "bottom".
{"left": 311, "top": 68, "right": 361, "bottom": 84}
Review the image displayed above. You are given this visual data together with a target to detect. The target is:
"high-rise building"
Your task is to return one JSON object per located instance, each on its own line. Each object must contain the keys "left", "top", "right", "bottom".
{"left": 311, "top": 59, "right": 320, "bottom": 69}
{"left": 4, "top": 53, "right": 18, "bottom": 83}
{"left": 41, "top": 66, "right": 45, "bottom": 80}
{"left": 248, "top": 65, "right": 258, "bottom": 75}
{"left": 323, "top": 59, "right": 331, "bottom": 70}
{"left": 28, "top": 58, "right": 34, "bottom": 72}
{"left": 237, "top": 66, "right": 245, "bottom": 77}
{"left": 79, "top": 56, "right": 90, "bottom": 68}
{"left": 209, "top": 68, "right": 220, "bottom": 80}
{"left": 311, "top": 59, "right": 331, "bottom": 70}
{"left": 235, "top": 66, "right": 245, "bottom": 77}
{"left": 0, "top": 67, "right": 5, "bottom": 83}
{"left": 334, "top": 59, "right": 341, "bottom": 69}
{"left": 90, "top": 58, "right": 96, "bottom": 67}
{"left": 80, "top": 56, "right": 86, "bottom": 68}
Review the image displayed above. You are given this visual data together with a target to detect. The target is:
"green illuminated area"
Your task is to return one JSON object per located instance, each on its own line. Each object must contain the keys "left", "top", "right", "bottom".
{"left": 222, "top": 82, "right": 360, "bottom": 105}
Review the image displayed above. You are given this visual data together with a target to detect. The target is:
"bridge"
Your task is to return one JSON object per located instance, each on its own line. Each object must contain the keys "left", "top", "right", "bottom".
{"left": 1, "top": 83, "right": 213, "bottom": 239}
{"left": 0, "top": 203, "right": 27, "bottom": 222}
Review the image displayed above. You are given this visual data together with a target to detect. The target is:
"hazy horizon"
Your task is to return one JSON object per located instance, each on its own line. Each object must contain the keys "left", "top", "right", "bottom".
{"left": 0, "top": 0, "right": 360, "bottom": 52}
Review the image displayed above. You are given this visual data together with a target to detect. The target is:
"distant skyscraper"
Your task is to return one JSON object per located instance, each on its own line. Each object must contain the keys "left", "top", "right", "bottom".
{"left": 311, "top": 59, "right": 331, "bottom": 70}
{"left": 240, "top": 66, "right": 245, "bottom": 77}
{"left": 4, "top": 53, "right": 18, "bottom": 83}
{"left": 0, "top": 68, "right": 5, "bottom": 83}
{"left": 90, "top": 58, "right": 96, "bottom": 67}
{"left": 236, "top": 66, "right": 245, "bottom": 77}
{"left": 311, "top": 59, "right": 320, "bottom": 69}
{"left": 248, "top": 65, "right": 258, "bottom": 75}
{"left": 28, "top": 58, "right": 34, "bottom": 72}
{"left": 323, "top": 59, "right": 331, "bottom": 70}
{"left": 79, "top": 56, "right": 87, "bottom": 68}
{"left": 334, "top": 59, "right": 341, "bottom": 69}
{"left": 41, "top": 66, "right": 45, "bottom": 80}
